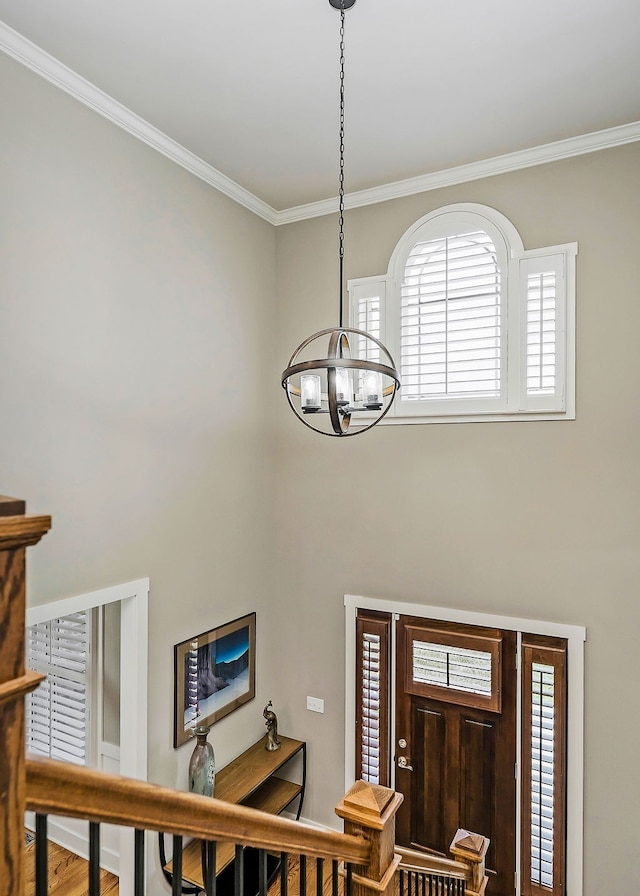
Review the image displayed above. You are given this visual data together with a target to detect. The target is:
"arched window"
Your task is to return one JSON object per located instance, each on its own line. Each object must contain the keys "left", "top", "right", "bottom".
{"left": 349, "top": 203, "right": 576, "bottom": 422}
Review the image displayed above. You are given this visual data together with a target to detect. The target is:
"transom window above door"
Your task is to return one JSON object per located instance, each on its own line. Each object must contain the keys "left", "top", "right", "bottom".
{"left": 349, "top": 203, "right": 577, "bottom": 424}
{"left": 405, "top": 622, "right": 503, "bottom": 712}
{"left": 412, "top": 639, "right": 492, "bottom": 696}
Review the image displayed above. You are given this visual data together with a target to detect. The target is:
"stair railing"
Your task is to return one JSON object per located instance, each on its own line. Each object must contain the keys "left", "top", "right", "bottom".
{"left": 1, "top": 496, "right": 488, "bottom": 896}
{"left": 397, "top": 832, "right": 490, "bottom": 896}
{"left": 25, "top": 755, "right": 375, "bottom": 896}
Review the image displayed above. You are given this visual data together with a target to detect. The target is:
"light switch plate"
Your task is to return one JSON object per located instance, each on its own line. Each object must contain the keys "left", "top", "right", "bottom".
{"left": 306, "top": 695, "right": 324, "bottom": 713}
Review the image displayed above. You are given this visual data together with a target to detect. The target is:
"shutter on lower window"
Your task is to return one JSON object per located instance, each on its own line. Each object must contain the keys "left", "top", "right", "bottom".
{"left": 26, "top": 611, "right": 90, "bottom": 766}
{"left": 401, "top": 231, "right": 501, "bottom": 401}
{"left": 521, "top": 636, "right": 567, "bottom": 896}
{"left": 355, "top": 610, "right": 391, "bottom": 786}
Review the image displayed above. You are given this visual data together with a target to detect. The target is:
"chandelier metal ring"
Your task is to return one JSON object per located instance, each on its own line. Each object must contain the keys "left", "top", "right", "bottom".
{"left": 281, "top": 327, "right": 400, "bottom": 437}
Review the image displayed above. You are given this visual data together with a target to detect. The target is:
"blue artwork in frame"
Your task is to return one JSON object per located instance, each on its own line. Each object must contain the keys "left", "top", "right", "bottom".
{"left": 174, "top": 612, "right": 256, "bottom": 747}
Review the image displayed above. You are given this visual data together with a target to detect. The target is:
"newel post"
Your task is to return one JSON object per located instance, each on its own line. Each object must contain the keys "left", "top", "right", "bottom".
{"left": 449, "top": 829, "right": 490, "bottom": 896}
{"left": 0, "top": 496, "right": 51, "bottom": 896}
{"left": 335, "top": 781, "right": 403, "bottom": 896}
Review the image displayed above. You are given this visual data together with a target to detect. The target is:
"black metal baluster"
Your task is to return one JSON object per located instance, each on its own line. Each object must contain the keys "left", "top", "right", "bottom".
{"left": 300, "top": 854, "right": 307, "bottom": 896}
{"left": 35, "top": 813, "right": 48, "bottom": 896}
{"left": 172, "top": 835, "right": 183, "bottom": 896}
{"left": 205, "top": 840, "right": 217, "bottom": 896}
{"left": 280, "top": 852, "right": 288, "bottom": 896}
{"left": 331, "top": 859, "right": 339, "bottom": 896}
{"left": 258, "top": 849, "right": 268, "bottom": 896}
{"left": 399, "top": 869, "right": 405, "bottom": 896}
{"left": 134, "top": 829, "right": 145, "bottom": 896}
{"left": 234, "top": 845, "right": 244, "bottom": 896}
{"left": 345, "top": 862, "right": 353, "bottom": 896}
{"left": 315, "top": 858, "right": 323, "bottom": 896}
{"left": 89, "top": 822, "right": 100, "bottom": 896}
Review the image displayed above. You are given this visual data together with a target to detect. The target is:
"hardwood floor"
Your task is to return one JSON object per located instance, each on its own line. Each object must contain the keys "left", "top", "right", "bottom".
{"left": 24, "top": 837, "right": 119, "bottom": 896}
{"left": 267, "top": 854, "right": 344, "bottom": 896}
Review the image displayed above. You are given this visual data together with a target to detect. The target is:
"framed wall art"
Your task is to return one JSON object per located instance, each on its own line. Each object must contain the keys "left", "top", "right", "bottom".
{"left": 174, "top": 612, "right": 256, "bottom": 747}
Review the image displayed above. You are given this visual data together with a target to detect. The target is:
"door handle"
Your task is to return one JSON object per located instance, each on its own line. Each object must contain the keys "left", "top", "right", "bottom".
{"left": 397, "top": 755, "right": 413, "bottom": 771}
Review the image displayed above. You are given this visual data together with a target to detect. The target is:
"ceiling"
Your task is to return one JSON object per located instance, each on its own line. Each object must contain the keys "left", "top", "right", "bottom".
{"left": 1, "top": 0, "right": 639, "bottom": 212}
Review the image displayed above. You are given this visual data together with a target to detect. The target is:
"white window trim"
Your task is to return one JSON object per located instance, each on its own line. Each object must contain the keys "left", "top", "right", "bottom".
{"left": 348, "top": 203, "right": 577, "bottom": 424}
{"left": 344, "top": 593, "right": 585, "bottom": 896}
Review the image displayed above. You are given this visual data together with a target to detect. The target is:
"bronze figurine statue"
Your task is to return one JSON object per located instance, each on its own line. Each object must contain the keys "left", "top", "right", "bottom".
{"left": 263, "top": 700, "right": 281, "bottom": 751}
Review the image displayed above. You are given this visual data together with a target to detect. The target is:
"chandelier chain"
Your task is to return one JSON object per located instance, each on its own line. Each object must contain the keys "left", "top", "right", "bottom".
{"left": 280, "top": 0, "right": 401, "bottom": 437}
{"left": 338, "top": 0, "right": 345, "bottom": 327}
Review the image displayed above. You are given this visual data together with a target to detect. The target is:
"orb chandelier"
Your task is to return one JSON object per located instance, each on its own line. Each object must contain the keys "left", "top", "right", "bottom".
{"left": 281, "top": 0, "right": 400, "bottom": 437}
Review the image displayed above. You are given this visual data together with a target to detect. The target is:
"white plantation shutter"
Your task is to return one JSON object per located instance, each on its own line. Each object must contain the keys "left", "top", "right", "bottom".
{"left": 401, "top": 231, "right": 502, "bottom": 401}
{"left": 520, "top": 252, "right": 569, "bottom": 413}
{"left": 530, "top": 662, "right": 555, "bottom": 888}
{"left": 522, "top": 637, "right": 567, "bottom": 896}
{"left": 26, "top": 611, "right": 90, "bottom": 765}
{"left": 349, "top": 278, "right": 384, "bottom": 400}
{"left": 361, "top": 632, "right": 382, "bottom": 782}
{"left": 356, "top": 611, "right": 390, "bottom": 787}
{"left": 355, "top": 296, "right": 381, "bottom": 345}
{"left": 527, "top": 272, "right": 556, "bottom": 395}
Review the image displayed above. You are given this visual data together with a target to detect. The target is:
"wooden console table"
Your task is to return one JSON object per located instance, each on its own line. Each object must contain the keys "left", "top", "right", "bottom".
{"left": 161, "top": 734, "right": 306, "bottom": 892}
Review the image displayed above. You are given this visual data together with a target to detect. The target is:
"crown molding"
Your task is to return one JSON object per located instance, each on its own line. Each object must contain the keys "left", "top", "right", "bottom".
{"left": 2, "top": 20, "right": 639, "bottom": 228}
{"left": 0, "top": 21, "right": 279, "bottom": 225}
{"left": 274, "top": 120, "right": 640, "bottom": 225}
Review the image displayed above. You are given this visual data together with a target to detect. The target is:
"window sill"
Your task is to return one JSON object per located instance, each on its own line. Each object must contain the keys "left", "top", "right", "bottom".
{"left": 379, "top": 409, "right": 575, "bottom": 425}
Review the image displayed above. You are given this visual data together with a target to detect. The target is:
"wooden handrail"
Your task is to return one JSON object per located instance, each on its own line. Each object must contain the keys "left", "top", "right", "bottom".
{"left": 25, "top": 756, "right": 371, "bottom": 866}
{"left": 396, "top": 845, "right": 469, "bottom": 881}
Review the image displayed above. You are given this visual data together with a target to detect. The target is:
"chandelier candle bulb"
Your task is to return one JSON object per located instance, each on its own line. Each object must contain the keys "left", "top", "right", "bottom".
{"left": 301, "top": 375, "right": 322, "bottom": 412}
{"left": 363, "top": 370, "right": 383, "bottom": 409}
{"left": 335, "top": 367, "right": 353, "bottom": 406}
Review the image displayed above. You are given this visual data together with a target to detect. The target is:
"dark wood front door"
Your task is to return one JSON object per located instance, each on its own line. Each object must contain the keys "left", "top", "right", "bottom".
{"left": 395, "top": 616, "right": 517, "bottom": 896}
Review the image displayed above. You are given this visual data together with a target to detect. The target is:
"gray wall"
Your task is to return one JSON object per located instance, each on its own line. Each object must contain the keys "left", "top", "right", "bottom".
{"left": 273, "top": 142, "right": 640, "bottom": 893}
{"left": 3, "top": 40, "right": 640, "bottom": 895}
{"left": 0, "top": 50, "right": 280, "bottom": 890}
